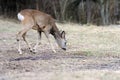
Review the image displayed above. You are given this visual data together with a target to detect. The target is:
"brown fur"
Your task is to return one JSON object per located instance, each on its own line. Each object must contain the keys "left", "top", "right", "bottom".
{"left": 17, "top": 9, "right": 66, "bottom": 54}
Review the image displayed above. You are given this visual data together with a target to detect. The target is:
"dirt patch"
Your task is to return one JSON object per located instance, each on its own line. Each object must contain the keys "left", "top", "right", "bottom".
{"left": 1, "top": 45, "right": 120, "bottom": 73}
{"left": 0, "top": 48, "right": 120, "bottom": 80}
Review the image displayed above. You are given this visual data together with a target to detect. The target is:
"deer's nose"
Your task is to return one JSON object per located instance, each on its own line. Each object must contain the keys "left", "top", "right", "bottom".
{"left": 62, "top": 48, "right": 66, "bottom": 50}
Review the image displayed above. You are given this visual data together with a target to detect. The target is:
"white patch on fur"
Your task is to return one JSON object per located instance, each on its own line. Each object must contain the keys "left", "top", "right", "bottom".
{"left": 17, "top": 13, "right": 24, "bottom": 21}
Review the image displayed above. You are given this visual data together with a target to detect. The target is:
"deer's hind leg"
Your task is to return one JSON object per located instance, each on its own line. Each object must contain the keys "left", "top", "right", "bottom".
{"left": 16, "top": 26, "right": 33, "bottom": 54}
{"left": 33, "top": 31, "right": 41, "bottom": 53}
{"left": 16, "top": 18, "right": 34, "bottom": 54}
{"left": 22, "top": 32, "right": 33, "bottom": 52}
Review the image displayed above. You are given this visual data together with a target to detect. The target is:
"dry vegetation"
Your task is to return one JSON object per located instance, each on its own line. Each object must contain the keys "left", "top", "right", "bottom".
{"left": 0, "top": 19, "right": 120, "bottom": 80}
{"left": 59, "top": 23, "right": 120, "bottom": 56}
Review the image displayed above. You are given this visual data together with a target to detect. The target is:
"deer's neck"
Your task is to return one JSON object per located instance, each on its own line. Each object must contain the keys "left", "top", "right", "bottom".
{"left": 50, "top": 27, "right": 61, "bottom": 39}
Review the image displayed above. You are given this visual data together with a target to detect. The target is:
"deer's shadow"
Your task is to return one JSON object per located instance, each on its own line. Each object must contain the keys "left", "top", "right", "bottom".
{"left": 9, "top": 51, "right": 86, "bottom": 62}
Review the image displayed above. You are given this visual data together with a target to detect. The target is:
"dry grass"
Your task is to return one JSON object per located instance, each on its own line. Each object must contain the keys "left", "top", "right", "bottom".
{"left": 0, "top": 19, "right": 120, "bottom": 80}
{"left": 1, "top": 19, "right": 120, "bottom": 56}
{"left": 4, "top": 70, "right": 120, "bottom": 80}
{"left": 57, "top": 23, "right": 120, "bottom": 56}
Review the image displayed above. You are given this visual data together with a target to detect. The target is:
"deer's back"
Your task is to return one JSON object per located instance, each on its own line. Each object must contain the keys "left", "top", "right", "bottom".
{"left": 19, "top": 9, "right": 55, "bottom": 27}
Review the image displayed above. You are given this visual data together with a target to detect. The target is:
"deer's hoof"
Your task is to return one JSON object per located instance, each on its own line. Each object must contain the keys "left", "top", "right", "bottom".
{"left": 32, "top": 49, "right": 37, "bottom": 54}
{"left": 30, "top": 50, "right": 33, "bottom": 52}
{"left": 29, "top": 48, "right": 33, "bottom": 53}
{"left": 53, "top": 50, "right": 56, "bottom": 53}
{"left": 18, "top": 50, "right": 22, "bottom": 54}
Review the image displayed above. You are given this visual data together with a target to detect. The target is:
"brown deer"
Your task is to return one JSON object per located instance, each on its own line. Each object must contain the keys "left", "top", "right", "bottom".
{"left": 17, "top": 9, "right": 66, "bottom": 54}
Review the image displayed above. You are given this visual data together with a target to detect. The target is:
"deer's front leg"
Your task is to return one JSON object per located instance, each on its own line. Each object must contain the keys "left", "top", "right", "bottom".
{"left": 44, "top": 32, "right": 56, "bottom": 53}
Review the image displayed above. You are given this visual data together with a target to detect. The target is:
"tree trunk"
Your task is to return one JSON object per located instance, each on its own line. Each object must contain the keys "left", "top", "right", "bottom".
{"left": 100, "top": 0, "right": 106, "bottom": 25}
{"left": 86, "top": 0, "right": 91, "bottom": 24}
{"left": 36, "top": 0, "right": 39, "bottom": 10}
{"left": 105, "top": 0, "right": 110, "bottom": 25}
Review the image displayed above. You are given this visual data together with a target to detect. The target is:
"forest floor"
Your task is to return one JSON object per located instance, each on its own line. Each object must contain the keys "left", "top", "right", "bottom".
{"left": 0, "top": 19, "right": 120, "bottom": 80}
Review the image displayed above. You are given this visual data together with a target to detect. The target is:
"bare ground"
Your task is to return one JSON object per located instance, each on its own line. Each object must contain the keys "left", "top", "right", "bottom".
{"left": 0, "top": 19, "right": 120, "bottom": 80}
{"left": 0, "top": 44, "right": 120, "bottom": 80}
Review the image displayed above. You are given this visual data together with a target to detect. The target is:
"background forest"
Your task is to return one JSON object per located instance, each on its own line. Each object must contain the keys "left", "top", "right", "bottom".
{"left": 0, "top": 0, "right": 120, "bottom": 25}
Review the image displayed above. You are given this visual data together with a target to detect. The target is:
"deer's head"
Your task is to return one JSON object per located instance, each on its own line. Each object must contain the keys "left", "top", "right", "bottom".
{"left": 55, "top": 31, "right": 67, "bottom": 50}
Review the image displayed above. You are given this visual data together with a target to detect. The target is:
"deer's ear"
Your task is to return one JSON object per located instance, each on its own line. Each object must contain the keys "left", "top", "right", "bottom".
{"left": 61, "top": 31, "right": 65, "bottom": 38}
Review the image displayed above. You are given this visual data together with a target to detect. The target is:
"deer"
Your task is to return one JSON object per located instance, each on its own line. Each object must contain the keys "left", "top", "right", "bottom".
{"left": 16, "top": 9, "right": 67, "bottom": 54}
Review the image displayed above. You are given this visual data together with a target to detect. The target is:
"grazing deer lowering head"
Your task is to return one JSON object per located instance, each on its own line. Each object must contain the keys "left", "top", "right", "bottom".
{"left": 17, "top": 9, "right": 67, "bottom": 54}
